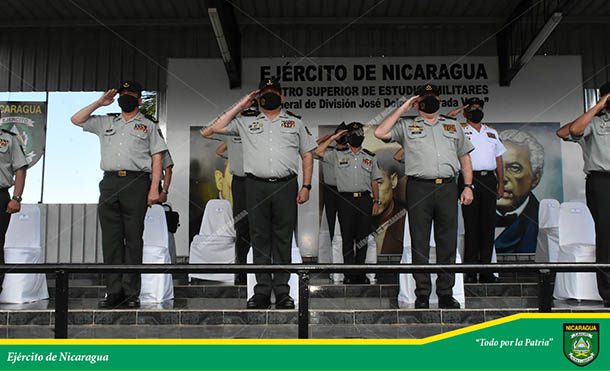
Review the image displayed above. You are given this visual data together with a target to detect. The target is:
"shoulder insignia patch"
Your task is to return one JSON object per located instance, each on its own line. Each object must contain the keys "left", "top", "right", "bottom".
{"left": 285, "top": 110, "right": 302, "bottom": 119}
{"left": 362, "top": 148, "right": 375, "bottom": 156}
{"left": 0, "top": 138, "right": 9, "bottom": 147}
{"left": 144, "top": 114, "right": 159, "bottom": 123}
{"left": 242, "top": 109, "right": 259, "bottom": 117}
{"left": 134, "top": 123, "right": 148, "bottom": 133}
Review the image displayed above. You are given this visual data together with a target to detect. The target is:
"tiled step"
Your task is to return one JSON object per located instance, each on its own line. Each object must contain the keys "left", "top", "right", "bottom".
{"left": 1, "top": 297, "right": 607, "bottom": 327}
{"left": 46, "top": 282, "right": 540, "bottom": 299}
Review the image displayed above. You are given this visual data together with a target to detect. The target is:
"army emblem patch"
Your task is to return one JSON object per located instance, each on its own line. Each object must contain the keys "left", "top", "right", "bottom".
{"left": 281, "top": 120, "right": 295, "bottom": 129}
{"left": 0, "top": 138, "right": 8, "bottom": 147}
{"left": 487, "top": 132, "right": 497, "bottom": 139}
{"left": 442, "top": 124, "right": 456, "bottom": 133}
{"left": 133, "top": 123, "right": 148, "bottom": 133}
{"left": 564, "top": 323, "right": 599, "bottom": 366}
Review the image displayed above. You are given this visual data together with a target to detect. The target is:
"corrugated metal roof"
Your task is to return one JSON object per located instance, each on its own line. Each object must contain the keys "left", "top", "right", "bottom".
{"left": 0, "top": 0, "right": 607, "bottom": 91}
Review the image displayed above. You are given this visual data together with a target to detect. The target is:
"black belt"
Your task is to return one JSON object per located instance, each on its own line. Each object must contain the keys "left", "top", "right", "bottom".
{"left": 588, "top": 171, "right": 610, "bottom": 177}
{"left": 104, "top": 170, "right": 149, "bottom": 178}
{"left": 473, "top": 170, "right": 495, "bottom": 177}
{"left": 410, "top": 177, "right": 455, "bottom": 185}
{"left": 246, "top": 173, "right": 296, "bottom": 183}
{"left": 340, "top": 191, "right": 370, "bottom": 198}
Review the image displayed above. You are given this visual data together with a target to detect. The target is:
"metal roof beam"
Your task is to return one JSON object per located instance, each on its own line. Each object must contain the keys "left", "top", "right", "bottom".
{"left": 207, "top": 0, "right": 241, "bottom": 89}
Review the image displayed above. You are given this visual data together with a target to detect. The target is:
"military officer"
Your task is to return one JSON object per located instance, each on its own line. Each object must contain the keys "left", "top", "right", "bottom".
{"left": 375, "top": 84, "right": 474, "bottom": 309}
{"left": 557, "top": 81, "right": 610, "bottom": 308}
{"left": 315, "top": 122, "right": 348, "bottom": 242}
{"left": 208, "top": 78, "right": 316, "bottom": 309}
{"left": 316, "top": 122, "right": 382, "bottom": 284}
{"left": 447, "top": 98, "right": 505, "bottom": 283}
{"left": 201, "top": 125, "right": 250, "bottom": 286}
{"left": 0, "top": 125, "right": 28, "bottom": 295}
{"left": 71, "top": 81, "right": 167, "bottom": 309}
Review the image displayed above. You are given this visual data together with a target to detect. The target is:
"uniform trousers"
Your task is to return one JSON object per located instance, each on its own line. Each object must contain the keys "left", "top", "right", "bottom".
{"left": 406, "top": 178, "right": 458, "bottom": 298}
{"left": 98, "top": 172, "right": 150, "bottom": 297}
{"left": 246, "top": 175, "right": 297, "bottom": 297}
{"left": 586, "top": 172, "right": 610, "bottom": 301}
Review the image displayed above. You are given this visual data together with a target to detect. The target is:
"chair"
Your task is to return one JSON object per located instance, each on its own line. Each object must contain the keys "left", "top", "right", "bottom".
{"left": 247, "top": 233, "right": 302, "bottom": 307}
{"left": 553, "top": 201, "right": 602, "bottom": 301}
{"left": 0, "top": 204, "right": 49, "bottom": 304}
{"left": 189, "top": 199, "right": 235, "bottom": 283}
{"left": 140, "top": 205, "right": 174, "bottom": 303}
{"left": 536, "top": 199, "right": 560, "bottom": 263}
{"left": 398, "top": 210, "right": 466, "bottom": 309}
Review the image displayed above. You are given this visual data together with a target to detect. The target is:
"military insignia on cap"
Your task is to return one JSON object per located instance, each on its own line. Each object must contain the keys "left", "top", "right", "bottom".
{"left": 267, "top": 79, "right": 273, "bottom": 86}
{"left": 123, "top": 82, "right": 130, "bottom": 88}
{"left": 426, "top": 85, "right": 432, "bottom": 91}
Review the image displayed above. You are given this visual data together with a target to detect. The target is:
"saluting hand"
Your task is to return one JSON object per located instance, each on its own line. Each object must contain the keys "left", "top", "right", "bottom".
{"left": 399, "top": 95, "right": 420, "bottom": 113}
{"left": 6, "top": 200, "right": 21, "bottom": 214}
{"left": 236, "top": 90, "right": 260, "bottom": 111}
{"left": 460, "top": 187, "right": 474, "bottom": 206}
{"left": 297, "top": 188, "right": 310, "bottom": 204}
{"left": 330, "top": 129, "right": 348, "bottom": 141}
{"left": 97, "top": 89, "right": 117, "bottom": 106}
{"left": 447, "top": 104, "right": 469, "bottom": 118}
{"left": 597, "top": 93, "right": 610, "bottom": 111}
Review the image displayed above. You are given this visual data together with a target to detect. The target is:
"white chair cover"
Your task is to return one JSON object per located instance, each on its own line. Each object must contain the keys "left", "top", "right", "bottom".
{"left": 0, "top": 204, "right": 49, "bottom": 304}
{"left": 316, "top": 206, "right": 332, "bottom": 264}
{"left": 188, "top": 199, "right": 235, "bottom": 283}
{"left": 536, "top": 199, "right": 560, "bottom": 263}
{"left": 140, "top": 205, "right": 174, "bottom": 303}
{"left": 398, "top": 211, "right": 465, "bottom": 308}
{"left": 247, "top": 234, "right": 302, "bottom": 307}
{"left": 553, "top": 202, "right": 602, "bottom": 301}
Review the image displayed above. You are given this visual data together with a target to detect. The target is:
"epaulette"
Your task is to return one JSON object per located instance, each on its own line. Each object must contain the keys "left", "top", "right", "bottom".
{"left": 460, "top": 123, "right": 468, "bottom": 128}
{"left": 285, "top": 110, "right": 302, "bottom": 119}
{"left": 362, "top": 148, "right": 375, "bottom": 156}
{"left": 1, "top": 129, "right": 16, "bottom": 136}
{"left": 106, "top": 113, "right": 120, "bottom": 117}
{"left": 144, "top": 114, "right": 159, "bottom": 124}
{"left": 241, "top": 109, "right": 259, "bottom": 117}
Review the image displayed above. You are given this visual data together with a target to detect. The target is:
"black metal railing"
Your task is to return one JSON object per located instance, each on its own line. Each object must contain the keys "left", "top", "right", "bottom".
{"left": 1, "top": 263, "right": 609, "bottom": 339}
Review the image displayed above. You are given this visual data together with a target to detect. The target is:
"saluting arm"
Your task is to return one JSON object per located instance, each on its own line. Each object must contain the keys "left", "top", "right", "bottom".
{"left": 71, "top": 89, "right": 117, "bottom": 127}
{"left": 374, "top": 95, "right": 420, "bottom": 140}
{"left": 556, "top": 123, "right": 572, "bottom": 139}
{"left": 568, "top": 93, "right": 610, "bottom": 136}
{"left": 314, "top": 130, "right": 346, "bottom": 158}
{"left": 210, "top": 90, "right": 259, "bottom": 134}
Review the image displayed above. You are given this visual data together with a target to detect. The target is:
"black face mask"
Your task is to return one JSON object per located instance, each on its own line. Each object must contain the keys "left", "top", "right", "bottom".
{"left": 259, "top": 92, "right": 282, "bottom": 110}
{"left": 348, "top": 134, "right": 364, "bottom": 148}
{"left": 336, "top": 135, "right": 348, "bottom": 145}
{"left": 118, "top": 94, "right": 139, "bottom": 113}
{"left": 418, "top": 96, "right": 440, "bottom": 114}
{"left": 466, "top": 109, "right": 484, "bottom": 123}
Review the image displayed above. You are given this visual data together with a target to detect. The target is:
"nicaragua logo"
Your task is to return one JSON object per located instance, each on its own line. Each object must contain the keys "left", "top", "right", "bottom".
{"left": 563, "top": 323, "right": 599, "bottom": 366}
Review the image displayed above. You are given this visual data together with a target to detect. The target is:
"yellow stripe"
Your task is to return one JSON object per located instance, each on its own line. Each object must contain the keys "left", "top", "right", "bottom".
{"left": 1, "top": 313, "right": 608, "bottom": 346}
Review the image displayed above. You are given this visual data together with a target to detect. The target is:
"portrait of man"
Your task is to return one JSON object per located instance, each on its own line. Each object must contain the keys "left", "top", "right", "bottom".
{"left": 495, "top": 129, "right": 544, "bottom": 253}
